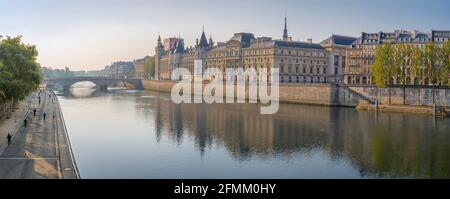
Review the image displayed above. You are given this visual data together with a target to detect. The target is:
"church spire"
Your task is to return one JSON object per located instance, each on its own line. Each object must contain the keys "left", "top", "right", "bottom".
{"left": 157, "top": 34, "right": 162, "bottom": 46}
{"left": 199, "top": 25, "right": 209, "bottom": 48}
{"left": 283, "top": 16, "right": 289, "bottom": 41}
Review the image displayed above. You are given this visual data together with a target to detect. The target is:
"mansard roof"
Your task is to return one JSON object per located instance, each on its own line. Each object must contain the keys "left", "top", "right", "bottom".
{"left": 246, "top": 39, "right": 325, "bottom": 50}
{"left": 352, "top": 30, "right": 450, "bottom": 45}
{"left": 273, "top": 40, "right": 324, "bottom": 49}
{"left": 320, "top": 34, "right": 357, "bottom": 46}
{"left": 228, "top": 33, "right": 255, "bottom": 47}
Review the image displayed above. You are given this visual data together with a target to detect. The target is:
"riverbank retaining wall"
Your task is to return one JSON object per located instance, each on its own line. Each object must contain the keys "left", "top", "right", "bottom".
{"left": 349, "top": 86, "right": 450, "bottom": 107}
{"left": 142, "top": 80, "right": 361, "bottom": 107}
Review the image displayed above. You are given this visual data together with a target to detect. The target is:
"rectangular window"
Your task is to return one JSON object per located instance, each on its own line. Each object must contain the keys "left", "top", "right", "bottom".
{"left": 342, "top": 56, "right": 346, "bottom": 68}
{"left": 334, "top": 55, "right": 339, "bottom": 67}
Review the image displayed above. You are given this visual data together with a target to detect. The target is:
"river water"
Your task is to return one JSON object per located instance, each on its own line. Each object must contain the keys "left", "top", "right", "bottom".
{"left": 56, "top": 84, "right": 450, "bottom": 179}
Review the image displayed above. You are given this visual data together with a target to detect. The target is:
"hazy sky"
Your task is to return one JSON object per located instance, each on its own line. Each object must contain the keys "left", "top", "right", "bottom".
{"left": 1, "top": 0, "right": 449, "bottom": 70}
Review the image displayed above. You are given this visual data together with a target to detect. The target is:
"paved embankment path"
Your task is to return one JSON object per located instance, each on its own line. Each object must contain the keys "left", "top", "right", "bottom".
{"left": 0, "top": 90, "right": 79, "bottom": 179}
{"left": 0, "top": 100, "right": 29, "bottom": 154}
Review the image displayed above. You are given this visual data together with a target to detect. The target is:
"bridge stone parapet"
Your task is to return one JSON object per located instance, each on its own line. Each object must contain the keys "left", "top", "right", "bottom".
{"left": 44, "top": 77, "right": 143, "bottom": 91}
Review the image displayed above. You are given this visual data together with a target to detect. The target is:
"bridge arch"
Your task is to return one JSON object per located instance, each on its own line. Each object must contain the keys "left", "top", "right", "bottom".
{"left": 44, "top": 77, "right": 143, "bottom": 91}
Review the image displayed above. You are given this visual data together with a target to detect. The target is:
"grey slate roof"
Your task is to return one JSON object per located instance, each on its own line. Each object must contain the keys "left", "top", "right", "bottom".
{"left": 246, "top": 40, "right": 324, "bottom": 49}
{"left": 175, "top": 39, "right": 185, "bottom": 53}
{"left": 320, "top": 35, "right": 357, "bottom": 46}
{"left": 229, "top": 33, "right": 255, "bottom": 47}
{"left": 199, "top": 31, "right": 209, "bottom": 48}
{"left": 353, "top": 30, "right": 450, "bottom": 45}
{"left": 274, "top": 40, "right": 325, "bottom": 49}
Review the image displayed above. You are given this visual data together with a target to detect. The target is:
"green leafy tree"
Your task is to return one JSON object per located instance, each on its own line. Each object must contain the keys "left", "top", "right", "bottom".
{"left": 411, "top": 46, "right": 424, "bottom": 84}
{"left": 0, "top": 36, "right": 42, "bottom": 103}
{"left": 0, "top": 61, "right": 5, "bottom": 102}
{"left": 373, "top": 43, "right": 396, "bottom": 104}
{"left": 423, "top": 43, "right": 443, "bottom": 104}
{"left": 423, "top": 43, "right": 439, "bottom": 84}
{"left": 438, "top": 40, "right": 450, "bottom": 86}
{"left": 394, "top": 44, "right": 413, "bottom": 105}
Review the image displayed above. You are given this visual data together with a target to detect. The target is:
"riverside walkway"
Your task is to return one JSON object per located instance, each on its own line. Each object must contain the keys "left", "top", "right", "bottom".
{"left": 0, "top": 90, "right": 79, "bottom": 179}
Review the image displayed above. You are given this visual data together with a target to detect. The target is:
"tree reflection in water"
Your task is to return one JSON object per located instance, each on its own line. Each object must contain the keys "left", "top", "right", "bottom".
{"left": 59, "top": 89, "right": 450, "bottom": 179}
{"left": 140, "top": 91, "right": 450, "bottom": 179}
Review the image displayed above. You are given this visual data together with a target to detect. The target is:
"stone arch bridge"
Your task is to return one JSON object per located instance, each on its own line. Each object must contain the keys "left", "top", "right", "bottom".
{"left": 44, "top": 77, "right": 143, "bottom": 91}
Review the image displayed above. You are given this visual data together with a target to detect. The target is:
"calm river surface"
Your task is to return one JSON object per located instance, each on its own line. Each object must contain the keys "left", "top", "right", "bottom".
{"left": 57, "top": 85, "right": 450, "bottom": 179}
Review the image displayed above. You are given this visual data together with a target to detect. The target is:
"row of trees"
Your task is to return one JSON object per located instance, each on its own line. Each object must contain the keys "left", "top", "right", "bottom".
{"left": 0, "top": 36, "right": 42, "bottom": 109}
{"left": 373, "top": 41, "right": 450, "bottom": 104}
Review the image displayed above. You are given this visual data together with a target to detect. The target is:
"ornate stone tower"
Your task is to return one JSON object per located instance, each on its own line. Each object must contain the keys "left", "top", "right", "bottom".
{"left": 195, "top": 27, "right": 210, "bottom": 75}
{"left": 154, "top": 35, "right": 164, "bottom": 80}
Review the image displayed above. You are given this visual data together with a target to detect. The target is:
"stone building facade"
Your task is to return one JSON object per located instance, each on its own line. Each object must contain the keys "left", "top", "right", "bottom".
{"left": 104, "top": 61, "right": 134, "bottom": 78}
{"left": 345, "top": 30, "right": 450, "bottom": 85}
{"left": 155, "top": 29, "right": 212, "bottom": 80}
{"left": 133, "top": 56, "right": 153, "bottom": 79}
{"left": 320, "top": 35, "right": 357, "bottom": 84}
{"left": 155, "top": 18, "right": 340, "bottom": 84}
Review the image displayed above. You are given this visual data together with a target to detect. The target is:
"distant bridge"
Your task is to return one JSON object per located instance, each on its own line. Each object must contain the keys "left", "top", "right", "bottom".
{"left": 44, "top": 76, "right": 143, "bottom": 91}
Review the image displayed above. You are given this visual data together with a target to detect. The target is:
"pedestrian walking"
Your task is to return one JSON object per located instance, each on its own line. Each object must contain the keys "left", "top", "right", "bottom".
{"left": 43, "top": 112, "right": 47, "bottom": 121}
{"left": 33, "top": 109, "right": 37, "bottom": 116}
{"left": 24, "top": 119, "right": 28, "bottom": 127}
{"left": 6, "top": 133, "right": 12, "bottom": 146}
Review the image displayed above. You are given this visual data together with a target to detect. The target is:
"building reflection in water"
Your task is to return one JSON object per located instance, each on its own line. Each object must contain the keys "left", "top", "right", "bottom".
{"left": 136, "top": 91, "right": 450, "bottom": 179}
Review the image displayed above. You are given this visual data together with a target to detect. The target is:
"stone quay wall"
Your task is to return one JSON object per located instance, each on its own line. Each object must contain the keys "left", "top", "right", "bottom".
{"left": 142, "top": 80, "right": 361, "bottom": 107}
{"left": 349, "top": 86, "right": 450, "bottom": 107}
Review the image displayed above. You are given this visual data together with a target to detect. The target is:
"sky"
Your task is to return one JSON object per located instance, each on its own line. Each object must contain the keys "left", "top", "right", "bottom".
{"left": 1, "top": 0, "right": 449, "bottom": 70}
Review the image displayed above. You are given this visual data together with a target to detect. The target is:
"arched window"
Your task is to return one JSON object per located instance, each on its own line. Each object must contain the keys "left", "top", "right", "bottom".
{"left": 424, "top": 77, "right": 430, "bottom": 85}
{"left": 362, "top": 76, "right": 368, "bottom": 84}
